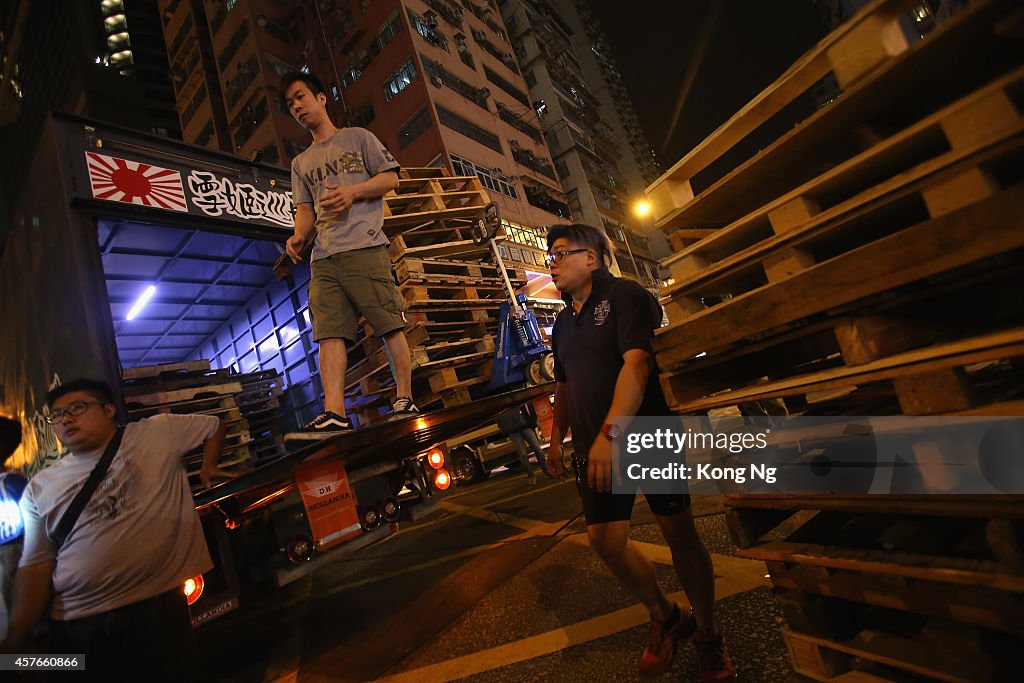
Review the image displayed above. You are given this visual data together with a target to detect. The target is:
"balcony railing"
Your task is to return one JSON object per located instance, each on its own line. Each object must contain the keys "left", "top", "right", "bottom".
{"left": 225, "top": 57, "right": 259, "bottom": 110}
{"left": 512, "top": 147, "right": 556, "bottom": 181}
{"left": 422, "top": 56, "right": 488, "bottom": 110}
{"left": 524, "top": 184, "right": 571, "bottom": 220}
{"left": 496, "top": 103, "right": 542, "bottom": 143}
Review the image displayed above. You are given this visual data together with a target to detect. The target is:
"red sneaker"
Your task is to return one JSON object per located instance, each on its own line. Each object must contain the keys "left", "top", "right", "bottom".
{"left": 694, "top": 630, "right": 737, "bottom": 683}
{"left": 639, "top": 604, "right": 696, "bottom": 676}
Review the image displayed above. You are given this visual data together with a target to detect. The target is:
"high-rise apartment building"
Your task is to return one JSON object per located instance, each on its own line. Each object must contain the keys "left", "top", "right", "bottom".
{"left": 499, "top": 0, "right": 664, "bottom": 286}
{"left": 0, "top": 0, "right": 182, "bottom": 249}
{"left": 158, "top": 0, "right": 572, "bottom": 275}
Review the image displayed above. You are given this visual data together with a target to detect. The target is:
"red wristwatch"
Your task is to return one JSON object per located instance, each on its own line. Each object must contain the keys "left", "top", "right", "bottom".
{"left": 600, "top": 423, "right": 622, "bottom": 441}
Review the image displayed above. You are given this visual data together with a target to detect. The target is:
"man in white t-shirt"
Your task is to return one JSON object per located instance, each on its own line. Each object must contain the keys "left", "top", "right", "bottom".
{"left": 0, "top": 378, "right": 235, "bottom": 681}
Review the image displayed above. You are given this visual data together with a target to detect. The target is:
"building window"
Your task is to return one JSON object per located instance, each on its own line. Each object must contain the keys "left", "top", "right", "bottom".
{"left": 218, "top": 19, "right": 250, "bottom": 71}
{"left": 483, "top": 66, "right": 529, "bottom": 106}
{"left": 524, "top": 70, "right": 536, "bottom": 88}
{"left": 341, "top": 65, "right": 362, "bottom": 88}
{"left": 181, "top": 84, "right": 207, "bottom": 128}
{"left": 258, "top": 16, "right": 292, "bottom": 45}
{"left": 331, "top": 85, "right": 340, "bottom": 100}
{"left": 348, "top": 101, "right": 376, "bottom": 128}
{"left": 376, "top": 12, "right": 402, "bottom": 51}
{"left": 398, "top": 107, "right": 433, "bottom": 149}
{"left": 437, "top": 107, "right": 502, "bottom": 153}
{"left": 450, "top": 154, "right": 517, "bottom": 198}
{"left": 226, "top": 0, "right": 238, "bottom": 11}
{"left": 408, "top": 9, "right": 449, "bottom": 51}
{"left": 383, "top": 58, "right": 417, "bottom": 102}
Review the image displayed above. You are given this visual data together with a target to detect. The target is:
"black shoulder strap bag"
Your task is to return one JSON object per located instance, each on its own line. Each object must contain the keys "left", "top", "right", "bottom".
{"left": 52, "top": 427, "right": 124, "bottom": 549}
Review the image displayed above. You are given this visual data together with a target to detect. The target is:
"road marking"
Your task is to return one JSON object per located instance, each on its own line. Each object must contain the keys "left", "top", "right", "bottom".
{"left": 374, "top": 554, "right": 768, "bottom": 683}
{"left": 441, "top": 500, "right": 567, "bottom": 536}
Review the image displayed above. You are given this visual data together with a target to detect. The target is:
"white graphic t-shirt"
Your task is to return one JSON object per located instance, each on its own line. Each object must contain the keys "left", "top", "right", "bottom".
{"left": 19, "top": 414, "right": 218, "bottom": 620}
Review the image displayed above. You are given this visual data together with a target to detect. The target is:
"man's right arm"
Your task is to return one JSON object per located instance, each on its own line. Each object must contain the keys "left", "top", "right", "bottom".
{"left": 286, "top": 202, "right": 316, "bottom": 263}
{"left": 547, "top": 381, "right": 571, "bottom": 479}
{"left": 0, "top": 560, "right": 55, "bottom": 652}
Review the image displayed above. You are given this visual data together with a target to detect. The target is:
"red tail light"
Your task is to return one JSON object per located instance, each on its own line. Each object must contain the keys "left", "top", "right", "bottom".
{"left": 184, "top": 575, "right": 204, "bottom": 606}
{"left": 427, "top": 448, "right": 444, "bottom": 469}
{"left": 434, "top": 469, "right": 451, "bottom": 490}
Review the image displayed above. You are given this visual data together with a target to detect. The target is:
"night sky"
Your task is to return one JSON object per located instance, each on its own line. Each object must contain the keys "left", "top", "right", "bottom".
{"left": 586, "top": 0, "right": 830, "bottom": 168}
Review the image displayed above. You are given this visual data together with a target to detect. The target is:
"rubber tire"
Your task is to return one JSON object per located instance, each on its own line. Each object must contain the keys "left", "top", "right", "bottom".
{"left": 540, "top": 353, "right": 556, "bottom": 381}
{"left": 451, "top": 445, "right": 489, "bottom": 485}
{"left": 527, "top": 359, "right": 545, "bottom": 386}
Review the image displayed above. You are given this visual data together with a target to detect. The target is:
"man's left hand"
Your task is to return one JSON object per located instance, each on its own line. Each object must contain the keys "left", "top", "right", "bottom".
{"left": 320, "top": 182, "right": 359, "bottom": 212}
{"left": 200, "top": 465, "right": 241, "bottom": 489}
{"left": 587, "top": 436, "right": 614, "bottom": 492}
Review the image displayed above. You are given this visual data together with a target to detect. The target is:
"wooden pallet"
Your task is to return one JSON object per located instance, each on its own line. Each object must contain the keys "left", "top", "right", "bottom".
{"left": 782, "top": 626, "right": 996, "bottom": 683}
{"left": 662, "top": 327, "right": 1024, "bottom": 415}
{"left": 122, "top": 367, "right": 234, "bottom": 396}
{"left": 727, "top": 497, "right": 1024, "bottom": 594}
{"left": 346, "top": 339, "right": 495, "bottom": 393}
{"left": 395, "top": 256, "right": 504, "bottom": 282}
{"left": 125, "top": 382, "right": 242, "bottom": 410}
{"left": 646, "top": 0, "right": 1019, "bottom": 232}
{"left": 388, "top": 234, "right": 491, "bottom": 262}
{"left": 655, "top": 140, "right": 1024, "bottom": 368}
{"left": 399, "top": 282, "right": 505, "bottom": 306}
{"left": 663, "top": 72, "right": 1024, "bottom": 298}
{"left": 121, "top": 360, "right": 211, "bottom": 380}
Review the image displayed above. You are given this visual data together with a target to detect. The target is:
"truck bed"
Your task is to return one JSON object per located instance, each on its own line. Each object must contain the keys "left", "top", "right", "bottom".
{"left": 194, "top": 383, "right": 552, "bottom": 510}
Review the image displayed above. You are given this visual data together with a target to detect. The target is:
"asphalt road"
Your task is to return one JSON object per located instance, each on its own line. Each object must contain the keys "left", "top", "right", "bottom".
{"left": 196, "top": 465, "right": 793, "bottom": 682}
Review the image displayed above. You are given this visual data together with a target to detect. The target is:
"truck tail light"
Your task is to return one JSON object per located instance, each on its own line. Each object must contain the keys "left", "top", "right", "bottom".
{"left": 427, "top": 448, "right": 444, "bottom": 469}
{"left": 381, "top": 497, "right": 400, "bottom": 522}
{"left": 434, "top": 469, "right": 451, "bottom": 490}
{"left": 184, "top": 575, "right": 205, "bottom": 606}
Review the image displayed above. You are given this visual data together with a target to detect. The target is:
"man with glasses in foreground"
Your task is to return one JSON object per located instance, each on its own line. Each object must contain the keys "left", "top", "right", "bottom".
{"left": 0, "top": 379, "right": 235, "bottom": 681}
{"left": 545, "top": 224, "right": 736, "bottom": 682}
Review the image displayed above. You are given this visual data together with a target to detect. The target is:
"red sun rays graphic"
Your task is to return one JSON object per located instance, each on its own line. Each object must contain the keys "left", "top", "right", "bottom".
{"left": 86, "top": 152, "right": 188, "bottom": 212}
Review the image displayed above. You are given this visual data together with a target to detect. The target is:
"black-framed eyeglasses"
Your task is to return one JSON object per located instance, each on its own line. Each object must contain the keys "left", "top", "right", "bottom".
{"left": 45, "top": 401, "right": 102, "bottom": 425}
{"left": 545, "top": 249, "right": 590, "bottom": 267}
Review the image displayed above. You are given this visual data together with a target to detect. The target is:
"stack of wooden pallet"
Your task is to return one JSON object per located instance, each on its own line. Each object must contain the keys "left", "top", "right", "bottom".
{"left": 645, "top": 0, "right": 1023, "bottom": 679}
{"left": 343, "top": 168, "right": 525, "bottom": 426}
{"left": 233, "top": 369, "right": 286, "bottom": 464}
{"left": 122, "top": 361, "right": 286, "bottom": 489}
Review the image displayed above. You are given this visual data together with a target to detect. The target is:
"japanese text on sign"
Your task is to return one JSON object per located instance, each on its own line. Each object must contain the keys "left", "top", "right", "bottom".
{"left": 187, "top": 171, "right": 294, "bottom": 227}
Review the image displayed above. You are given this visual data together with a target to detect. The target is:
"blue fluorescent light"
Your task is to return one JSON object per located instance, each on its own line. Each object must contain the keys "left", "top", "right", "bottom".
{"left": 126, "top": 285, "right": 156, "bottom": 321}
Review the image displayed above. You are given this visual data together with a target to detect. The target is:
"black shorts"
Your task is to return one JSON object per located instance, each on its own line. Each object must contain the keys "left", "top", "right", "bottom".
{"left": 578, "top": 481, "right": 691, "bottom": 525}
{"left": 48, "top": 587, "right": 198, "bottom": 682}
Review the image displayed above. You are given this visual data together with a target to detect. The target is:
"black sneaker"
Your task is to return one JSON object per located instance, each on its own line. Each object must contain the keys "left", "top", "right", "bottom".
{"left": 390, "top": 397, "right": 420, "bottom": 416}
{"left": 285, "top": 411, "right": 353, "bottom": 441}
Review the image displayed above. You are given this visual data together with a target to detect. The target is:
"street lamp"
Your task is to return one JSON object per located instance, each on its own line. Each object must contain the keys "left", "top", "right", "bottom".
{"left": 633, "top": 199, "right": 652, "bottom": 218}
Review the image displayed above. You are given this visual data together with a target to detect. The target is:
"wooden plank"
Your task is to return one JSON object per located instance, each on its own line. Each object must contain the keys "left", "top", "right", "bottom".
{"left": 782, "top": 628, "right": 991, "bottom": 683}
{"left": 654, "top": 184, "right": 1024, "bottom": 368}
{"left": 739, "top": 541, "right": 1024, "bottom": 592}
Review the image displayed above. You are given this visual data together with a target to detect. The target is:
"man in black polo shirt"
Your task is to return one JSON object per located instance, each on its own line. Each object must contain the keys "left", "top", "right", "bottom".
{"left": 546, "top": 224, "right": 735, "bottom": 682}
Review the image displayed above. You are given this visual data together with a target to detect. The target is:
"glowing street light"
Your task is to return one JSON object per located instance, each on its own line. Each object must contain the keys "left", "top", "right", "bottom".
{"left": 633, "top": 200, "right": 652, "bottom": 218}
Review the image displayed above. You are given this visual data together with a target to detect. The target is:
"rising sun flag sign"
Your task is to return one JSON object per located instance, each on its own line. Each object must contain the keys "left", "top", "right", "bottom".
{"left": 85, "top": 151, "right": 188, "bottom": 212}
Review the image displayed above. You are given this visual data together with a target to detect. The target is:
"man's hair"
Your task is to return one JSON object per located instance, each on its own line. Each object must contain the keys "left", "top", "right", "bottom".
{"left": 546, "top": 223, "right": 614, "bottom": 267}
{"left": 280, "top": 71, "right": 326, "bottom": 106}
{"left": 46, "top": 379, "right": 116, "bottom": 409}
